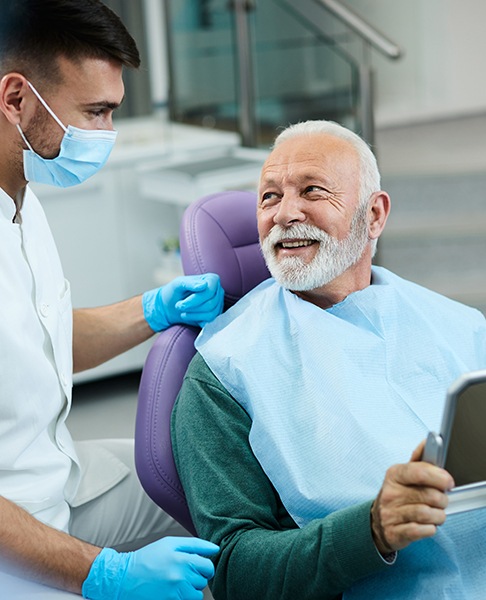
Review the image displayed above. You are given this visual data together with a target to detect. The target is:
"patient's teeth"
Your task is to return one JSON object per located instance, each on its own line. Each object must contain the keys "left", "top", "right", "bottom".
{"left": 281, "top": 240, "right": 314, "bottom": 248}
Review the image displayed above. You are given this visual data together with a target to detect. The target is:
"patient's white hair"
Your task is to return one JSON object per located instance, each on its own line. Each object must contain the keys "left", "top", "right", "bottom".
{"left": 274, "top": 120, "right": 382, "bottom": 255}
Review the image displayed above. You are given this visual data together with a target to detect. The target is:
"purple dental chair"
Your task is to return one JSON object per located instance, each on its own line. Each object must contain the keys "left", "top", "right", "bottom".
{"left": 135, "top": 190, "right": 270, "bottom": 534}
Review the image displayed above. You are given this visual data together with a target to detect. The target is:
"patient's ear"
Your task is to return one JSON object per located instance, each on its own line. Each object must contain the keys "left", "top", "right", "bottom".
{"left": 368, "top": 191, "right": 390, "bottom": 241}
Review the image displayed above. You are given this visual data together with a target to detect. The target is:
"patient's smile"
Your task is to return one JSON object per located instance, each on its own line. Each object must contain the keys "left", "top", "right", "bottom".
{"left": 279, "top": 239, "right": 316, "bottom": 249}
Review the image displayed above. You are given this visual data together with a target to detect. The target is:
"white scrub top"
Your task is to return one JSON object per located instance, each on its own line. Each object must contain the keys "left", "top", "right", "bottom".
{"left": 0, "top": 185, "right": 80, "bottom": 531}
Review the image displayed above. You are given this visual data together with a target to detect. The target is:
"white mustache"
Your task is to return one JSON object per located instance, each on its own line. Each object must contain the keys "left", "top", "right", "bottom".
{"left": 265, "top": 223, "right": 332, "bottom": 246}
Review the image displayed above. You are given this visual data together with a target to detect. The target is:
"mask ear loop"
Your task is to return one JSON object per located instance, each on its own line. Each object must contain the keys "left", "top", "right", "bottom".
{"left": 27, "top": 81, "right": 67, "bottom": 133}
{"left": 16, "top": 124, "right": 35, "bottom": 152}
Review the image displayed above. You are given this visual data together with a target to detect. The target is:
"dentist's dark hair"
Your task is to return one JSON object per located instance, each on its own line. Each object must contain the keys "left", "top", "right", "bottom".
{"left": 0, "top": 0, "right": 140, "bottom": 87}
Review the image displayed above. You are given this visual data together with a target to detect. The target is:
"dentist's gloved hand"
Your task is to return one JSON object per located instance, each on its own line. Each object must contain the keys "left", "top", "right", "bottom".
{"left": 142, "top": 273, "right": 224, "bottom": 331}
{"left": 82, "top": 536, "right": 219, "bottom": 600}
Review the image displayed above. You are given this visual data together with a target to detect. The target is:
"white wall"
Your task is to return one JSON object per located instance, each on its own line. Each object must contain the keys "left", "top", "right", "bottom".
{"left": 346, "top": 0, "right": 486, "bottom": 127}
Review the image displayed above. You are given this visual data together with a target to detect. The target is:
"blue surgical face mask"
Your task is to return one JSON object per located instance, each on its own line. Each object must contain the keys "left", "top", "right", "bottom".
{"left": 17, "top": 81, "right": 118, "bottom": 188}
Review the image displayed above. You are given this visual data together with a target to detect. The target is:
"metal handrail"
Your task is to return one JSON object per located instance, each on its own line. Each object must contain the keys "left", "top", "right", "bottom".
{"left": 234, "top": 0, "right": 257, "bottom": 148}
{"left": 315, "top": 0, "right": 401, "bottom": 59}
{"left": 233, "top": 0, "right": 402, "bottom": 146}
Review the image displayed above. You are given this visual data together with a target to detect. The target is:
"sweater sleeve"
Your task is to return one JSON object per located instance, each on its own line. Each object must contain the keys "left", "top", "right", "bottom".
{"left": 172, "top": 352, "right": 392, "bottom": 600}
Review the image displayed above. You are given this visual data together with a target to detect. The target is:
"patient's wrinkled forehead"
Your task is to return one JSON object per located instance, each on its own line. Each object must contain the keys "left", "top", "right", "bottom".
{"left": 260, "top": 133, "right": 360, "bottom": 191}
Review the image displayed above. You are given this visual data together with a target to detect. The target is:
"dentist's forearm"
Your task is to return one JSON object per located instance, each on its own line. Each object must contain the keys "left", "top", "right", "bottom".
{"left": 73, "top": 296, "right": 153, "bottom": 372}
{"left": 0, "top": 495, "right": 100, "bottom": 594}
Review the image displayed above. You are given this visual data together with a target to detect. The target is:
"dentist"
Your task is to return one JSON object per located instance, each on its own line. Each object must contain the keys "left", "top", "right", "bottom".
{"left": 0, "top": 0, "right": 222, "bottom": 598}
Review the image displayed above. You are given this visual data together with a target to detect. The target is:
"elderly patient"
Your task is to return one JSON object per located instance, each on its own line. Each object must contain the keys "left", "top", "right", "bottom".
{"left": 171, "top": 120, "right": 486, "bottom": 599}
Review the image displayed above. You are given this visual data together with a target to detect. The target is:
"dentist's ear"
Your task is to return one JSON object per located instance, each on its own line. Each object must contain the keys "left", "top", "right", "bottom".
{"left": 368, "top": 191, "right": 391, "bottom": 242}
{"left": 0, "top": 73, "right": 31, "bottom": 125}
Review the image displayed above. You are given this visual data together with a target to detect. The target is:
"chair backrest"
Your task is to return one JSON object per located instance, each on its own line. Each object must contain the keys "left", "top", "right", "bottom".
{"left": 135, "top": 190, "right": 269, "bottom": 534}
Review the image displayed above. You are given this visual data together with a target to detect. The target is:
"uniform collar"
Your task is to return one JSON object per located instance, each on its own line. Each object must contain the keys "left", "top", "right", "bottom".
{"left": 0, "top": 186, "right": 25, "bottom": 223}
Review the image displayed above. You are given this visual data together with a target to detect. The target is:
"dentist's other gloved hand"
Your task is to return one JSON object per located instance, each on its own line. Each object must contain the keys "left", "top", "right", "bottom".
{"left": 142, "top": 273, "right": 224, "bottom": 331}
{"left": 82, "top": 536, "right": 219, "bottom": 600}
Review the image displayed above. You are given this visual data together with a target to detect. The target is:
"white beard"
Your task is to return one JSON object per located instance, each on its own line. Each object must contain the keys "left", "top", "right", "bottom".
{"left": 261, "top": 207, "right": 370, "bottom": 291}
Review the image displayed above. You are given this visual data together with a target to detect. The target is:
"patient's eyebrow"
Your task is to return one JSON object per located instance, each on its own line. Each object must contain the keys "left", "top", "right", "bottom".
{"left": 259, "top": 176, "right": 278, "bottom": 188}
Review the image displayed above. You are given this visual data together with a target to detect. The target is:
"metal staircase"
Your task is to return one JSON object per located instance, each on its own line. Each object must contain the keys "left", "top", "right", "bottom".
{"left": 165, "top": 0, "right": 401, "bottom": 147}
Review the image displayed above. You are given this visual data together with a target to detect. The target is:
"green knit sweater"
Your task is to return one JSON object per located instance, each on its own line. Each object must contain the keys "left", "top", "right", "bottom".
{"left": 172, "top": 352, "right": 392, "bottom": 600}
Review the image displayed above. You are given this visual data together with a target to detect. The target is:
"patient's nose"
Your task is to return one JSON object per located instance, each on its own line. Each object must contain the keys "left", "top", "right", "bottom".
{"left": 273, "top": 194, "right": 306, "bottom": 227}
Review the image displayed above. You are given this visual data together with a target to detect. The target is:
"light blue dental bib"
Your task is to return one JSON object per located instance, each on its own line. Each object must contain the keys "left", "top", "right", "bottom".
{"left": 197, "top": 267, "right": 486, "bottom": 598}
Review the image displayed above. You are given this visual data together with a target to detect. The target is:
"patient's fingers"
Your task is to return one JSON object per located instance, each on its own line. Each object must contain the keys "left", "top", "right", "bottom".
{"left": 371, "top": 459, "right": 453, "bottom": 554}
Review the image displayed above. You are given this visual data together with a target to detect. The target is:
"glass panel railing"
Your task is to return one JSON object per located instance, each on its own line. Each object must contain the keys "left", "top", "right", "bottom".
{"left": 103, "top": 0, "right": 152, "bottom": 119}
{"left": 166, "top": 0, "right": 237, "bottom": 131}
{"left": 166, "top": 0, "right": 359, "bottom": 147}
{"left": 252, "top": 0, "right": 359, "bottom": 145}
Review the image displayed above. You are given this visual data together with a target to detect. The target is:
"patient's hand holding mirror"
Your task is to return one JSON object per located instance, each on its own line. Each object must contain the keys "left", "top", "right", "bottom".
{"left": 423, "top": 370, "right": 486, "bottom": 515}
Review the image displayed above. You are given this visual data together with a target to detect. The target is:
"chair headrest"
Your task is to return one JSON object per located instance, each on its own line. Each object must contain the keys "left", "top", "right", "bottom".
{"left": 180, "top": 191, "right": 270, "bottom": 308}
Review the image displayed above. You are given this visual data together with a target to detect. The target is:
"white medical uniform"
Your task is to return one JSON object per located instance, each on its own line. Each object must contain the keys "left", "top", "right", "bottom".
{"left": 0, "top": 184, "right": 83, "bottom": 530}
{"left": 0, "top": 186, "right": 180, "bottom": 596}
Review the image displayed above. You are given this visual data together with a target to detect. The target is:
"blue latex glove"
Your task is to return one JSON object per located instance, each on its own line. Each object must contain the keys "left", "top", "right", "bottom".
{"left": 82, "top": 536, "right": 219, "bottom": 600}
{"left": 142, "top": 273, "right": 224, "bottom": 331}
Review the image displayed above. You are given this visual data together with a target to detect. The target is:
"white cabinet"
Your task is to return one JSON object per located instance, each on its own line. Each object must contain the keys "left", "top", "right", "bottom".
{"left": 33, "top": 170, "right": 126, "bottom": 308}
{"left": 137, "top": 147, "right": 268, "bottom": 206}
{"left": 136, "top": 146, "right": 267, "bottom": 285}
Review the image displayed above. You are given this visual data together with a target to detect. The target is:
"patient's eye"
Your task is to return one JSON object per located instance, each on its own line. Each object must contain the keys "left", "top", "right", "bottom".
{"left": 260, "top": 191, "right": 280, "bottom": 207}
{"left": 303, "top": 185, "right": 333, "bottom": 200}
{"left": 304, "top": 185, "right": 327, "bottom": 194}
